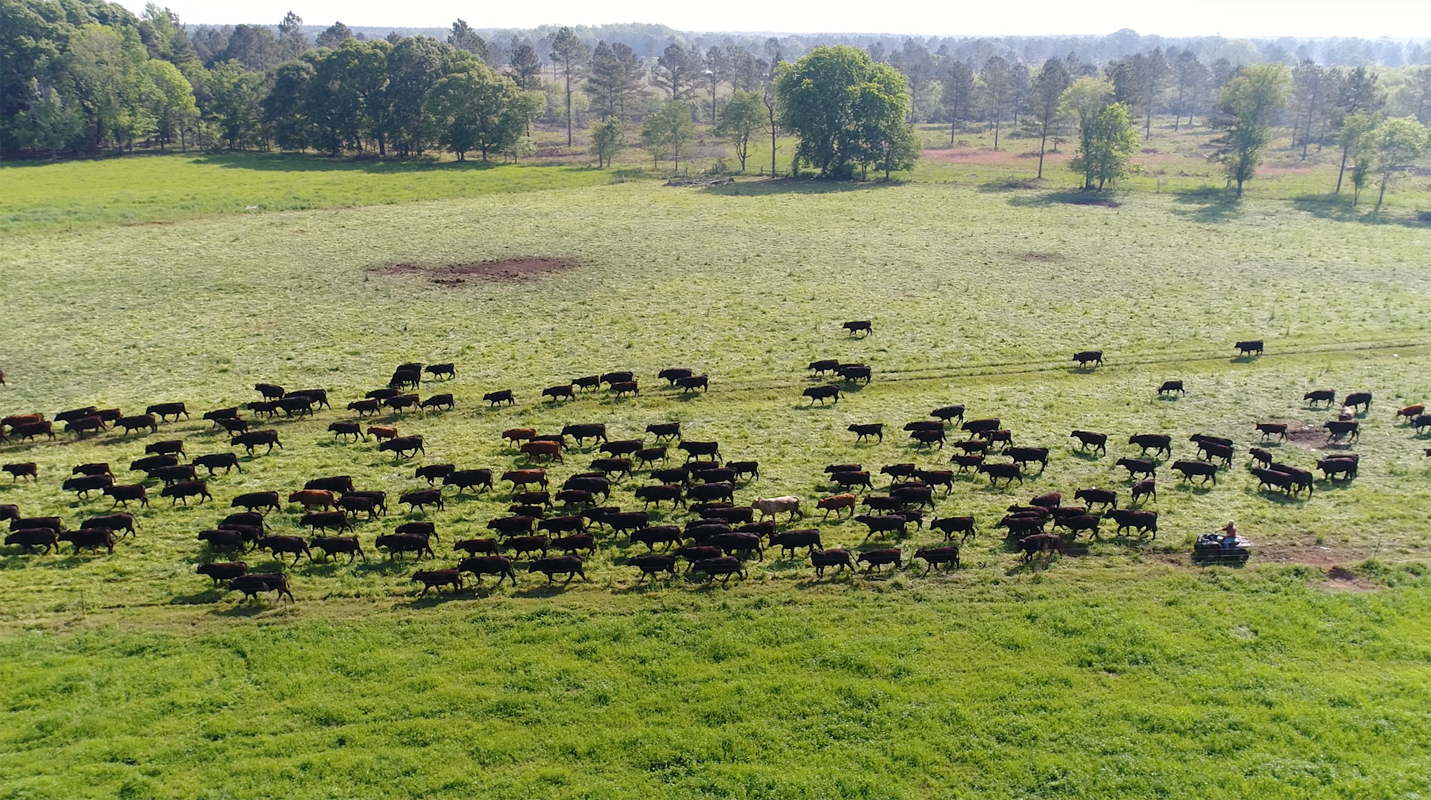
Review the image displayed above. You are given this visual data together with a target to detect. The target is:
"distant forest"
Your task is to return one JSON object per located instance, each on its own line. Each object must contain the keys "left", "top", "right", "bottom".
{"left": 4, "top": 0, "right": 1430, "bottom": 163}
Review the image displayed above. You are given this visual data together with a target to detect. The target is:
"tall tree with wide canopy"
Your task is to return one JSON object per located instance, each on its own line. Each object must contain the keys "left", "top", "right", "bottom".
{"left": 1022, "top": 57, "right": 1071, "bottom": 178}
{"left": 548, "top": 27, "right": 586, "bottom": 145}
{"left": 1210, "top": 63, "right": 1290, "bottom": 198}
{"left": 775, "top": 45, "right": 912, "bottom": 180}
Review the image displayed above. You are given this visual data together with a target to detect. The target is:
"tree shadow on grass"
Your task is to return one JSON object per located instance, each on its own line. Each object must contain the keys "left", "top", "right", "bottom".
{"left": 1169, "top": 187, "right": 1243, "bottom": 223}
{"left": 1291, "top": 194, "right": 1430, "bottom": 229}
{"left": 192, "top": 152, "right": 569, "bottom": 176}
{"left": 701, "top": 177, "right": 904, "bottom": 197}
{"left": 1006, "top": 190, "right": 1124, "bottom": 209}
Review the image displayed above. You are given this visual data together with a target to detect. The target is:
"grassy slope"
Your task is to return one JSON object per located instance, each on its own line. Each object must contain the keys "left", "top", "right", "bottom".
{"left": 3, "top": 163, "right": 1431, "bottom": 797}
{"left": 3, "top": 568, "right": 1430, "bottom": 800}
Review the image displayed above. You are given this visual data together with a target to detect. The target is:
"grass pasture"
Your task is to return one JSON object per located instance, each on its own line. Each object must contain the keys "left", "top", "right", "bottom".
{"left": 2, "top": 161, "right": 1431, "bottom": 798}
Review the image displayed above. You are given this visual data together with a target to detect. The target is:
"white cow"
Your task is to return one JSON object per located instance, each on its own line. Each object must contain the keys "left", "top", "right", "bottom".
{"left": 752, "top": 496, "right": 803, "bottom": 522}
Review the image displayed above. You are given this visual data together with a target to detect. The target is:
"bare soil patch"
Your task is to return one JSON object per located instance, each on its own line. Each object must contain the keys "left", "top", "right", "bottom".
{"left": 1018, "top": 251, "right": 1067, "bottom": 263}
{"left": 1323, "top": 565, "right": 1377, "bottom": 592}
{"left": 373, "top": 257, "right": 581, "bottom": 286}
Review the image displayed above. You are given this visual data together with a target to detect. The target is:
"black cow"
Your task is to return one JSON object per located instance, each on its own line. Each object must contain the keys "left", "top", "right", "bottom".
{"left": 659, "top": 368, "right": 693, "bottom": 385}
{"left": 1172, "top": 460, "right": 1218, "bottom": 485}
{"left": 978, "top": 462, "right": 1023, "bottom": 486}
{"left": 146, "top": 402, "right": 188, "bottom": 421}
{"left": 812, "top": 548, "right": 853, "bottom": 578}
{"left": 161, "top": 480, "right": 211, "bottom": 505}
{"left": 400, "top": 489, "right": 444, "bottom": 512}
{"left": 441, "top": 469, "right": 492, "bottom": 493}
{"left": 1234, "top": 340, "right": 1264, "bottom": 356}
{"left": 1074, "top": 487, "right": 1118, "bottom": 509}
{"left": 483, "top": 389, "right": 516, "bottom": 407}
{"left": 227, "top": 573, "right": 294, "bottom": 602}
{"left": 1158, "top": 380, "right": 1185, "bottom": 396}
{"left": 458, "top": 556, "right": 516, "bottom": 586}
{"left": 1128, "top": 434, "right": 1172, "bottom": 458}
{"left": 848, "top": 423, "right": 884, "bottom": 443}
{"left": 197, "top": 562, "right": 248, "bottom": 585}
{"left": 915, "top": 546, "right": 960, "bottom": 573}
{"left": 378, "top": 436, "right": 425, "bottom": 459}
{"left": 1073, "top": 350, "right": 1103, "bottom": 367}
{"left": 231, "top": 430, "right": 282, "bottom": 455}
{"left": 629, "top": 554, "right": 677, "bottom": 581}
{"left": 803, "top": 385, "right": 842, "bottom": 405}
{"left": 1303, "top": 389, "right": 1336, "bottom": 407}
{"left": 1107, "top": 509, "right": 1158, "bottom": 538}
{"left": 562, "top": 423, "right": 608, "bottom": 445}
{"left": 770, "top": 529, "right": 822, "bottom": 558}
{"left": 376, "top": 533, "right": 434, "bottom": 560}
{"left": 528, "top": 556, "right": 587, "bottom": 583}
{"left": 691, "top": 556, "right": 746, "bottom": 582}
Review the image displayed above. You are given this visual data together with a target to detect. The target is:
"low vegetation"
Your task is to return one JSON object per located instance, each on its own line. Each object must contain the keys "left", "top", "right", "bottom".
{"left": 2, "top": 167, "right": 1431, "bottom": 795}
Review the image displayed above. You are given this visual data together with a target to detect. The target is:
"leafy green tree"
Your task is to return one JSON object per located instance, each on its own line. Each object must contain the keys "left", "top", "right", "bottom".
{"left": 385, "top": 36, "right": 444, "bottom": 156}
{"left": 641, "top": 100, "right": 696, "bottom": 171}
{"left": 548, "top": 27, "right": 586, "bottom": 146}
{"left": 586, "top": 41, "right": 644, "bottom": 120}
{"left": 139, "top": 4, "right": 197, "bottom": 66}
{"left": 1289, "top": 60, "right": 1332, "bottom": 158}
{"left": 1369, "top": 117, "right": 1430, "bottom": 210}
{"left": 1021, "top": 57, "right": 1071, "bottom": 178}
{"left": 1060, "top": 76, "right": 1135, "bottom": 190}
{"left": 1333, "top": 67, "right": 1385, "bottom": 193}
{"left": 1341, "top": 113, "right": 1379, "bottom": 205}
{"left": 980, "top": 55, "right": 1014, "bottom": 150}
{"left": 219, "top": 25, "right": 278, "bottom": 72}
{"left": 775, "top": 45, "right": 911, "bottom": 179}
{"left": 889, "top": 38, "right": 936, "bottom": 122}
{"left": 1168, "top": 49, "right": 1208, "bottom": 130}
{"left": 507, "top": 41, "right": 542, "bottom": 90}
{"left": 714, "top": 89, "right": 764, "bottom": 171}
{"left": 427, "top": 66, "right": 531, "bottom": 161}
{"left": 447, "top": 19, "right": 486, "bottom": 60}
{"left": 590, "top": 117, "right": 623, "bottom": 167}
{"left": 1068, "top": 102, "right": 1139, "bottom": 190}
{"left": 652, "top": 43, "right": 696, "bottom": 102}
{"left": 304, "top": 44, "right": 367, "bottom": 155}
{"left": 276, "top": 11, "right": 308, "bottom": 62}
{"left": 315, "top": 22, "right": 352, "bottom": 48}
{"left": 263, "top": 58, "right": 313, "bottom": 150}
{"left": 702, "top": 45, "right": 729, "bottom": 122}
{"left": 940, "top": 60, "right": 976, "bottom": 143}
{"left": 144, "top": 57, "right": 197, "bottom": 149}
{"left": 207, "top": 59, "right": 265, "bottom": 149}
{"left": 1210, "top": 63, "right": 1289, "bottom": 198}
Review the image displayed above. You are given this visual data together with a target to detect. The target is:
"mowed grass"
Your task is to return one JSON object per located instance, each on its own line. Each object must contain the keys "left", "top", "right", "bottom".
{"left": 0, "top": 153, "right": 616, "bottom": 235}
{"left": 3, "top": 569, "right": 1431, "bottom": 800}
{"left": 2, "top": 177, "right": 1431, "bottom": 797}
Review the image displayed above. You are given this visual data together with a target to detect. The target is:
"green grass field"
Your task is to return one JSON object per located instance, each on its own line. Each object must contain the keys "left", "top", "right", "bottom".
{"left": 2, "top": 138, "right": 1431, "bottom": 799}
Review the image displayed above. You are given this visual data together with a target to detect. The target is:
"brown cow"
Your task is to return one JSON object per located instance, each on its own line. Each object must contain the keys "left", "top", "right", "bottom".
{"left": 503, "top": 469, "right": 548, "bottom": 490}
{"left": 367, "top": 425, "right": 399, "bottom": 441}
{"left": 817, "top": 493, "right": 857, "bottom": 519}
{"left": 288, "top": 490, "right": 336, "bottom": 511}
{"left": 521, "top": 440, "right": 564, "bottom": 463}
{"left": 502, "top": 428, "right": 536, "bottom": 444}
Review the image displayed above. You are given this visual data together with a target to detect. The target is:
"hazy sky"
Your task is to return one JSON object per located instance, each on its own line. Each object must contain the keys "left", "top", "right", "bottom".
{"left": 128, "top": 0, "right": 1426, "bottom": 39}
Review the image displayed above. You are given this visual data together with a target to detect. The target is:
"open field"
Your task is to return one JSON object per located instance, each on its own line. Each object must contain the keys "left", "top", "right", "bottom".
{"left": 2, "top": 161, "right": 1431, "bottom": 798}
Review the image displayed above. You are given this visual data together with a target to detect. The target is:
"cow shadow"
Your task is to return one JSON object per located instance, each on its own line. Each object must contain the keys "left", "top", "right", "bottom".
{"left": 1243, "top": 487, "right": 1306, "bottom": 505}
{"left": 171, "top": 588, "right": 226, "bottom": 604}
{"left": 512, "top": 582, "right": 584, "bottom": 597}
{"left": 1067, "top": 449, "right": 1103, "bottom": 462}
{"left": 1230, "top": 355, "right": 1261, "bottom": 364}
{"left": 209, "top": 601, "right": 282, "bottom": 617}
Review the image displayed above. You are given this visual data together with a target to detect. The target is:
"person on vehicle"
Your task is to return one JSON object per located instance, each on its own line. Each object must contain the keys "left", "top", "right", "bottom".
{"left": 1220, "top": 521, "right": 1240, "bottom": 550}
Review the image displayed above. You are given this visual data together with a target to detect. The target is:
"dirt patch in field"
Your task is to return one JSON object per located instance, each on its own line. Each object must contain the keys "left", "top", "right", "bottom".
{"left": 373, "top": 257, "right": 582, "bottom": 286}
{"left": 1017, "top": 251, "right": 1067, "bottom": 263}
{"left": 1260, "top": 419, "right": 1328, "bottom": 449}
{"left": 1322, "top": 566, "right": 1377, "bottom": 592}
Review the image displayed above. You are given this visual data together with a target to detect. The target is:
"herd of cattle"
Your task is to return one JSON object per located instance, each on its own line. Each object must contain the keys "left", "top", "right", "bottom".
{"left": 1, "top": 344, "right": 1425, "bottom": 603}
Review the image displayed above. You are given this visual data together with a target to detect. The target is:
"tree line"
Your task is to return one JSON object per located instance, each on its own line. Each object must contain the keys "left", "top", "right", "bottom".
{"left": 2, "top": 0, "right": 1427, "bottom": 201}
